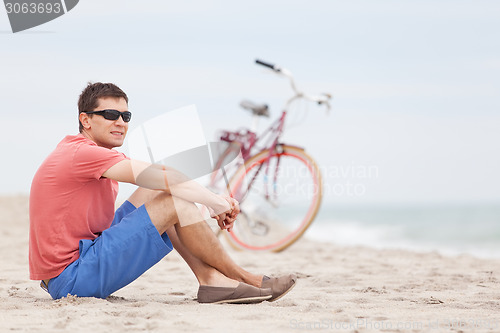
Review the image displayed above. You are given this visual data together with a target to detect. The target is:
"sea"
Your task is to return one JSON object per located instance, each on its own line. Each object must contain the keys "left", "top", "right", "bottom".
{"left": 306, "top": 203, "right": 500, "bottom": 259}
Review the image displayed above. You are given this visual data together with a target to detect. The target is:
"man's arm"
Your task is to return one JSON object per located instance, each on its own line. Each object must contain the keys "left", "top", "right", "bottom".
{"left": 102, "top": 159, "right": 237, "bottom": 228}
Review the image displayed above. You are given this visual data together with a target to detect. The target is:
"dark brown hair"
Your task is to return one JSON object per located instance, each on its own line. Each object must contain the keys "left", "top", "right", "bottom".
{"left": 77, "top": 82, "right": 129, "bottom": 132}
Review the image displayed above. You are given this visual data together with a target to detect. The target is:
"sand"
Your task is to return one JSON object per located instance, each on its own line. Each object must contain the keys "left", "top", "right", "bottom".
{"left": 1, "top": 195, "right": 500, "bottom": 332}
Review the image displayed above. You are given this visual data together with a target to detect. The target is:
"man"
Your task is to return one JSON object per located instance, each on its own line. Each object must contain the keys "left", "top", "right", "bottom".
{"left": 29, "top": 82, "right": 295, "bottom": 304}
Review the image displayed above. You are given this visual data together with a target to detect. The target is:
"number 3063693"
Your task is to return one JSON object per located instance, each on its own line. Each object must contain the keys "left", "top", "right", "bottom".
{"left": 5, "top": 2, "right": 62, "bottom": 14}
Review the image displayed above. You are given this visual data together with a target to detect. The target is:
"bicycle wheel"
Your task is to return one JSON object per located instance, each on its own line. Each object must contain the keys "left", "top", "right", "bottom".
{"left": 223, "top": 145, "right": 322, "bottom": 252}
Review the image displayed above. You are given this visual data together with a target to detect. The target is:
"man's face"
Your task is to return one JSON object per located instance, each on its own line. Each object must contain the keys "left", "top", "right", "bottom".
{"left": 80, "top": 97, "right": 129, "bottom": 149}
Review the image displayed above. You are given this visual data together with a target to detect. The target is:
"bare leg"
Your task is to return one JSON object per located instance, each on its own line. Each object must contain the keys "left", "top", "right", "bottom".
{"left": 165, "top": 226, "right": 238, "bottom": 287}
{"left": 127, "top": 188, "right": 263, "bottom": 287}
{"left": 173, "top": 221, "right": 262, "bottom": 287}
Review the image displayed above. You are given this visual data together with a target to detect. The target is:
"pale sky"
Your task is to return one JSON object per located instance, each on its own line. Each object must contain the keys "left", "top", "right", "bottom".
{"left": 1, "top": 0, "right": 499, "bottom": 205}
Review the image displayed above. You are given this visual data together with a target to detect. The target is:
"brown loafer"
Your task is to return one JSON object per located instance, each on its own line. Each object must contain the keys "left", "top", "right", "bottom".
{"left": 197, "top": 282, "right": 272, "bottom": 304}
{"left": 261, "top": 274, "right": 297, "bottom": 302}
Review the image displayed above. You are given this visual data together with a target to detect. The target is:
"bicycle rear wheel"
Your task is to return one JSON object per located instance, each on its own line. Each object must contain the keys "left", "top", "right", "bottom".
{"left": 224, "top": 145, "right": 322, "bottom": 252}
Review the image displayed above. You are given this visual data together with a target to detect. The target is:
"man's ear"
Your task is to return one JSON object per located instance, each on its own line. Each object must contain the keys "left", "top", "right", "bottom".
{"left": 79, "top": 112, "right": 91, "bottom": 130}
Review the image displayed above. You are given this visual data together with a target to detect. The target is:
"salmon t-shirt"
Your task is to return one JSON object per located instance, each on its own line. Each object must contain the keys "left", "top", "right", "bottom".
{"left": 29, "top": 134, "right": 128, "bottom": 280}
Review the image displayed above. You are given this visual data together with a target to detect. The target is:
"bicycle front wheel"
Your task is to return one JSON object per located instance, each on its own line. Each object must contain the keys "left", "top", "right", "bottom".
{"left": 224, "top": 145, "right": 322, "bottom": 252}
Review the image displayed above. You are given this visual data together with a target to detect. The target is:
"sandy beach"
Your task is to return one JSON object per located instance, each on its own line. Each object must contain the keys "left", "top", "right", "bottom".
{"left": 1, "top": 195, "right": 500, "bottom": 333}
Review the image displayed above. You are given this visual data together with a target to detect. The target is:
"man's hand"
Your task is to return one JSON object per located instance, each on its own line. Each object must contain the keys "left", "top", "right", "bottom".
{"left": 210, "top": 196, "right": 240, "bottom": 232}
{"left": 221, "top": 197, "right": 239, "bottom": 232}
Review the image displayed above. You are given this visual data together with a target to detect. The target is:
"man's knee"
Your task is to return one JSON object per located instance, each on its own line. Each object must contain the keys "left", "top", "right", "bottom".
{"left": 128, "top": 188, "right": 162, "bottom": 208}
{"left": 145, "top": 193, "right": 203, "bottom": 233}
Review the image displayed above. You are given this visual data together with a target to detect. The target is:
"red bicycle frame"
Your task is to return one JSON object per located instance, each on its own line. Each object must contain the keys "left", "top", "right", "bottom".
{"left": 213, "top": 110, "right": 291, "bottom": 202}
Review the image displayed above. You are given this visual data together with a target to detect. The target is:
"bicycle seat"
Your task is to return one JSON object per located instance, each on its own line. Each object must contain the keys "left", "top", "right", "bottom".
{"left": 239, "top": 100, "right": 270, "bottom": 117}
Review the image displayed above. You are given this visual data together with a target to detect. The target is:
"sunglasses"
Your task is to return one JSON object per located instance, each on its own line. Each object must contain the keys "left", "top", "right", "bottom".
{"left": 84, "top": 109, "right": 132, "bottom": 122}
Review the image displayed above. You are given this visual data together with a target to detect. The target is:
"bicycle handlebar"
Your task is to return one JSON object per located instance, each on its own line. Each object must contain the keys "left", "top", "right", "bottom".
{"left": 255, "top": 59, "right": 332, "bottom": 112}
{"left": 255, "top": 59, "right": 280, "bottom": 72}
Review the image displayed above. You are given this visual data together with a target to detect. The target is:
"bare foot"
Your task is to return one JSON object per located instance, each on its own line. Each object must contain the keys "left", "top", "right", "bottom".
{"left": 200, "top": 268, "right": 239, "bottom": 288}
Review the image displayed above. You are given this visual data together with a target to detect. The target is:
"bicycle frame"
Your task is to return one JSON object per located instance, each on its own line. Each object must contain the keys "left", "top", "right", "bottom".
{"left": 211, "top": 110, "right": 290, "bottom": 200}
{"left": 219, "top": 110, "right": 286, "bottom": 157}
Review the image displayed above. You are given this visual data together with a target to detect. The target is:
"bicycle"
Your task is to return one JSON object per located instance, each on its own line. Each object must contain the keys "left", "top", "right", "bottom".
{"left": 209, "top": 59, "right": 332, "bottom": 252}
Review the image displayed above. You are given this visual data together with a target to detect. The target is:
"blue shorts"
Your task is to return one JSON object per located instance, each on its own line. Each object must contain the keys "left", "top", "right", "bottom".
{"left": 46, "top": 201, "right": 173, "bottom": 299}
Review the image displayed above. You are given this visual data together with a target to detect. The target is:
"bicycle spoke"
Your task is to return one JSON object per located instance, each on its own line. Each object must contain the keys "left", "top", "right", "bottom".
{"left": 226, "top": 146, "right": 322, "bottom": 251}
